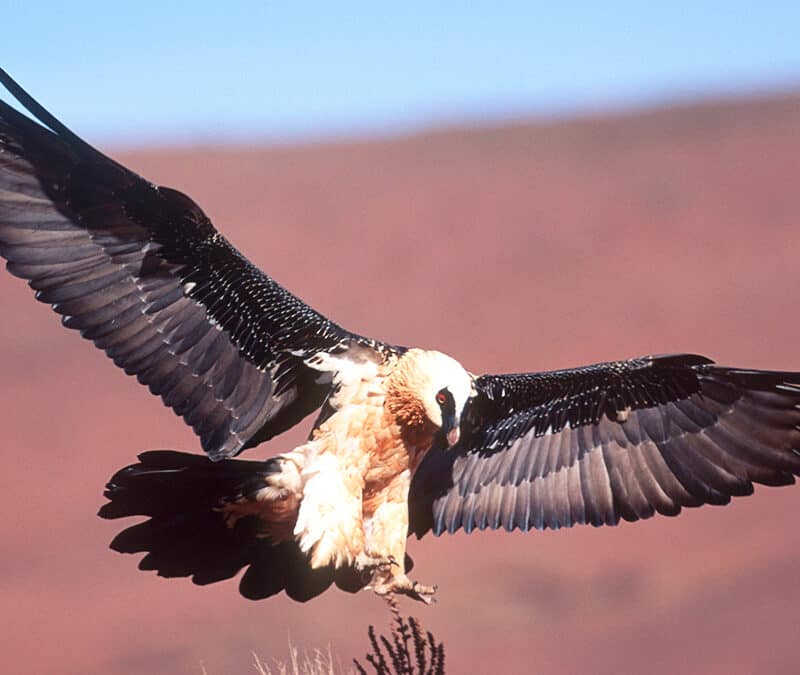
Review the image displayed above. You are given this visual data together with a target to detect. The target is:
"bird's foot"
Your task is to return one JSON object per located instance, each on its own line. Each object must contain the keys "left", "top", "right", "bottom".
{"left": 354, "top": 553, "right": 399, "bottom": 583}
{"left": 370, "top": 574, "right": 438, "bottom": 605}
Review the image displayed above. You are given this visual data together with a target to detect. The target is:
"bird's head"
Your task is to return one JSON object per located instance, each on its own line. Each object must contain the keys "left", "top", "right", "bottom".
{"left": 386, "top": 349, "right": 476, "bottom": 448}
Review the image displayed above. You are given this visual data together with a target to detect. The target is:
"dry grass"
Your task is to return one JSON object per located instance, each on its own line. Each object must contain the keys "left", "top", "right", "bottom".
{"left": 252, "top": 640, "right": 340, "bottom": 675}
{"left": 249, "top": 601, "right": 446, "bottom": 675}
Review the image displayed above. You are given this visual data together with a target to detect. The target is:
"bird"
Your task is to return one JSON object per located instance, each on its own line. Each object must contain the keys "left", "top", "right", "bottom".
{"left": 2, "top": 68, "right": 800, "bottom": 605}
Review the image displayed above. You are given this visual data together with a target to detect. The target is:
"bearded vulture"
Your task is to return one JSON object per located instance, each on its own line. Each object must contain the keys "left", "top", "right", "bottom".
{"left": 2, "top": 68, "right": 800, "bottom": 604}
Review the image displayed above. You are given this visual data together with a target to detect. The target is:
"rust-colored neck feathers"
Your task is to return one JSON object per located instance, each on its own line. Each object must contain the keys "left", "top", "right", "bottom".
{"left": 385, "top": 350, "right": 434, "bottom": 427}
{"left": 385, "top": 350, "right": 438, "bottom": 461}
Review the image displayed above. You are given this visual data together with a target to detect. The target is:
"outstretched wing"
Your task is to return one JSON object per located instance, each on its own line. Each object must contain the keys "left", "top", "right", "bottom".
{"left": 409, "top": 354, "right": 800, "bottom": 536}
{"left": 0, "top": 68, "right": 387, "bottom": 460}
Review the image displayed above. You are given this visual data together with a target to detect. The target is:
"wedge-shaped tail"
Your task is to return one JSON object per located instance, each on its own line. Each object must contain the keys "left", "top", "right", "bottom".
{"left": 99, "top": 451, "right": 361, "bottom": 601}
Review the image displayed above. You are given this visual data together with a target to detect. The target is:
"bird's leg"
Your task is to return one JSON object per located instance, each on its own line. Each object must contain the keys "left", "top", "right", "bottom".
{"left": 292, "top": 443, "right": 371, "bottom": 569}
{"left": 360, "top": 476, "right": 437, "bottom": 603}
{"left": 371, "top": 574, "right": 438, "bottom": 605}
{"left": 354, "top": 552, "right": 399, "bottom": 583}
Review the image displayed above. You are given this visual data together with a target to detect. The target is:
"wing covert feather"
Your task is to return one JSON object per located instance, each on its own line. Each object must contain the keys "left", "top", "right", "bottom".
{"left": 0, "top": 68, "right": 385, "bottom": 459}
{"left": 409, "top": 355, "right": 800, "bottom": 536}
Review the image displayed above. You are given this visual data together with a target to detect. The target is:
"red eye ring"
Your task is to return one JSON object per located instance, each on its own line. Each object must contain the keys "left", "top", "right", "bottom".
{"left": 436, "top": 391, "right": 447, "bottom": 405}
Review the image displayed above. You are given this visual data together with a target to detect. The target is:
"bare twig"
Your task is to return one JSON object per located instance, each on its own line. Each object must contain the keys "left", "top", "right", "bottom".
{"left": 353, "top": 599, "right": 446, "bottom": 674}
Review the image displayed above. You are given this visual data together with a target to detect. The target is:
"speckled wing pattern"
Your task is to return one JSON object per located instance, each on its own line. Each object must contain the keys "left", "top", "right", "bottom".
{"left": 0, "top": 68, "right": 383, "bottom": 460}
{"left": 409, "top": 354, "right": 800, "bottom": 536}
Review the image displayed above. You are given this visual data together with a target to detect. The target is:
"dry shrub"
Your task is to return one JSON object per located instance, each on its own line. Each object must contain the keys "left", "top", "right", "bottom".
{"left": 249, "top": 601, "right": 446, "bottom": 675}
{"left": 353, "top": 600, "right": 445, "bottom": 675}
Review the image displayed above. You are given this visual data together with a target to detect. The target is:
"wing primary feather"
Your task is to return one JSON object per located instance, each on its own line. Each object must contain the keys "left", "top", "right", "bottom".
{"left": 410, "top": 356, "right": 800, "bottom": 539}
{"left": 1, "top": 70, "right": 394, "bottom": 458}
{"left": 0, "top": 68, "right": 97, "bottom": 155}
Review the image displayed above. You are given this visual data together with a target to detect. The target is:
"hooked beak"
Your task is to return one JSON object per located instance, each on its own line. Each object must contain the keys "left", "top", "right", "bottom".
{"left": 446, "top": 427, "right": 460, "bottom": 447}
{"left": 443, "top": 412, "right": 461, "bottom": 448}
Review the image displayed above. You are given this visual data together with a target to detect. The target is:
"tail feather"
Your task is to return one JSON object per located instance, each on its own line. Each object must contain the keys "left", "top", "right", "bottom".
{"left": 99, "top": 450, "right": 339, "bottom": 601}
{"left": 100, "top": 450, "right": 272, "bottom": 518}
{"left": 240, "top": 542, "right": 338, "bottom": 601}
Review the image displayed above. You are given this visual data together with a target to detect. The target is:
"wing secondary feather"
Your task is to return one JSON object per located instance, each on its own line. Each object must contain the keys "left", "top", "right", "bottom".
{"left": 409, "top": 354, "right": 800, "bottom": 536}
{"left": 0, "top": 68, "right": 386, "bottom": 459}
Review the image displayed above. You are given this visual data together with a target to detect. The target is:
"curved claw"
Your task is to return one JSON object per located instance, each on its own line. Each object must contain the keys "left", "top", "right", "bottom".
{"left": 370, "top": 575, "right": 438, "bottom": 604}
{"left": 355, "top": 553, "right": 400, "bottom": 583}
{"left": 411, "top": 582, "right": 437, "bottom": 604}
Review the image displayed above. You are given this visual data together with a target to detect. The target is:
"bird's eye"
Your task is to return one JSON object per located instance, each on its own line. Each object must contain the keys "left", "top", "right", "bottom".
{"left": 436, "top": 391, "right": 447, "bottom": 405}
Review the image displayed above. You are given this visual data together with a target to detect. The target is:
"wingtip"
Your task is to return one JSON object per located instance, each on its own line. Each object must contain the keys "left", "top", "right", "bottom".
{"left": 0, "top": 66, "right": 95, "bottom": 155}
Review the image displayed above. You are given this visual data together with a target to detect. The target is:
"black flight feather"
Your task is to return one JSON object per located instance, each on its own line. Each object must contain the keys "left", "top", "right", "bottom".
{"left": 0, "top": 67, "right": 391, "bottom": 459}
{"left": 409, "top": 354, "right": 800, "bottom": 536}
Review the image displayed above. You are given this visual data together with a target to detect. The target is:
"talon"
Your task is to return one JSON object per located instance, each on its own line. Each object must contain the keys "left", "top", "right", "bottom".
{"left": 412, "top": 582, "right": 436, "bottom": 595}
{"left": 369, "top": 575, "right": 438, "bottom": 604}
{"left": 411, "top": 582, "right": 437, "bottom": 604}
{"left": 355, "top": 553, "right": 400, "bottom": 583}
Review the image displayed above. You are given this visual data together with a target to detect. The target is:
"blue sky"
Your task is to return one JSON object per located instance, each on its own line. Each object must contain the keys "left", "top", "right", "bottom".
{"left": 4, "top": 2, "right": 799, "bottom": 144}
